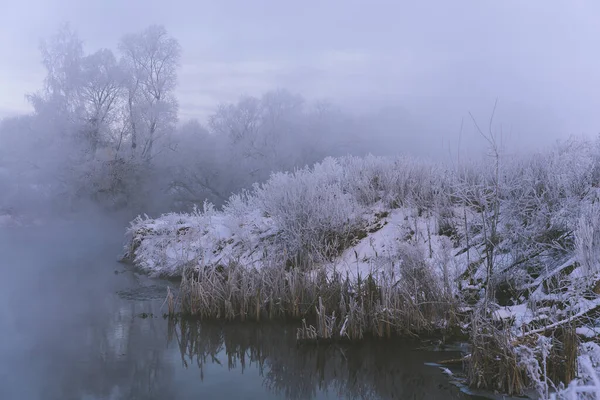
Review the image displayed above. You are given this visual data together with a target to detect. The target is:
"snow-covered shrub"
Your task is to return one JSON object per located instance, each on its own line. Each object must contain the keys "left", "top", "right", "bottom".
{"left": 516, "top": 335, "right": 553, "bottom": 399}
{"left": 468, "top": 305, "right": 528, "bottom": 396}
{"left": 550, "top": 342, "right": 600, "bottom": 400}
{"left": 336, "top": 155, "right": 441, "bottom": 210}
{"left": 253, "top": 158, "right": 362, "bottom": 265}
{"left": 336, "top": 155, "right": 391, "bottom": 205}
{"left": 125, "top": 213, "right": 199, "bottom": 276}
{"left": 396, "top": 243, "right": 441, "bottom": 302}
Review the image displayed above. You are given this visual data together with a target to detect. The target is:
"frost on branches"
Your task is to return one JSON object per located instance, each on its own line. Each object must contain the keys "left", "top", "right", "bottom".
{"left": 124, "top": 136, "right": 600, "bottom": 396}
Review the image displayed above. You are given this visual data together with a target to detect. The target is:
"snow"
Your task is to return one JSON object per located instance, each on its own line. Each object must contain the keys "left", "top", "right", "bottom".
{"left": 126, "top": 156, "right": 473, "bottom": 280}
{"left": 123, "top": 147, "right": 600, "bottom": 397}
{"left": 493, "top": 304, "right": 529, "bottom": 323}
{"left": 326, "top": 208, "right": 409, "bottom": 279}
{"left": 576, "top": 327, "right": 600, "bottom": 338}
{"left": 126, "top": 202, "right": 469, "bottom": 290}
{"left": 126, "top": 207, "right": 279, "bottom": 276}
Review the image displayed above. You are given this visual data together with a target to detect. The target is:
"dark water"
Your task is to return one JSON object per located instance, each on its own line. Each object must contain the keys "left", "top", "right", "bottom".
{"left": 0, "top": 216, "right": 474, "bottom": 400}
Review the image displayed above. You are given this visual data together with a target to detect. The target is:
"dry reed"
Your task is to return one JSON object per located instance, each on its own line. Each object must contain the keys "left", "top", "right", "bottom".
{"left": 169, "top": 260, "right": 458, "bottom": 341}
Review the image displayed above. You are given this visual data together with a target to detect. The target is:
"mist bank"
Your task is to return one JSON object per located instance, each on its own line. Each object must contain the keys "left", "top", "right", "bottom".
{"left": 0, "top": 24, "right": 416, "bottom": 221}
{"left": 0, "top": 23, "right": 576, "bottom": 224}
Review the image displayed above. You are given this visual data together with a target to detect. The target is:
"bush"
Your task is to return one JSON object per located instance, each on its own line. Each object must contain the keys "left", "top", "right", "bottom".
{"left": 253, "top": 158, "right": 362, "bottom": 265}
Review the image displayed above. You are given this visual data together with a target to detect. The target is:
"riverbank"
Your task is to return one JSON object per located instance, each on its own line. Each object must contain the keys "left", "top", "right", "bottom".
{"left": 3, "top": 218, "right": 477, "bottom": 400}
{"left": 143, "top": 204, "right": 463, "bottom": 340}
{"left": 123, "top": 142, "right": 600, "bottom": 398}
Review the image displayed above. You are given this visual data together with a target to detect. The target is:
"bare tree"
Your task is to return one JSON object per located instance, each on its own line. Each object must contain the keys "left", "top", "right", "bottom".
{"left": 119, "top": 25, "right": 181, "bottom": 161}
{"left": 30, "top": 23, "right": 84, "bottom": 119}
{"left": 468, "top": 100, "right": 502, "bottom": 302}
{"left": 79, "top": 49, "right": 124, "bottom": 155}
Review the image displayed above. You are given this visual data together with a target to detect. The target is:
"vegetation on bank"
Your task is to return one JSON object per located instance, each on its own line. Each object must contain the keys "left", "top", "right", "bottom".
{"left": 125, "top": 136, "right": 600, "bottom": 398}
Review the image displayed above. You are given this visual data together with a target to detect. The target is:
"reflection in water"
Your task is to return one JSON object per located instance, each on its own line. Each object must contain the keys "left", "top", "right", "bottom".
{"left": 0, "top": 219, "right": 470, "bottom": 400}
{"left": 21, "top": 294, "right": 177, "bottom": 400}
{"left": 0, "top": 221, "right": 177, "bottom": 400}
{"left": 169, "top": 320, "right": 468, "bottom": 400}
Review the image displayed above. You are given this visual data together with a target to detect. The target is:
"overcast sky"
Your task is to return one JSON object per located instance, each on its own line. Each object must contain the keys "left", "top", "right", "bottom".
{"left": 2, "top": 0, "right": 600, "bottom": 154}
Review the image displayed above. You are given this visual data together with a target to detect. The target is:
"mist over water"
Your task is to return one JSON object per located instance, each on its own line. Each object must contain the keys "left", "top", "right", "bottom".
{"left": 0, "top": 214, "right": 128, "bottom": 398}
{"left": 0, "top": 216, "right": 472, "bottom": 400}
{"left": 1, "top": 2, "right": 599, "bottom": 399}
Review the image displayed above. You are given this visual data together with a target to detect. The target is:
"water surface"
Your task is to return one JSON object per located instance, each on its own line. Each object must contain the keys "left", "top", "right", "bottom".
{"left": 0, "top": 217, "right": 474, "bottom": 400}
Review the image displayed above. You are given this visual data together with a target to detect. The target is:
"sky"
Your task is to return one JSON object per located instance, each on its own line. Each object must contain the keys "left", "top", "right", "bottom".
{"left": 2, "top": 0, "right": 600, "bottom": 154}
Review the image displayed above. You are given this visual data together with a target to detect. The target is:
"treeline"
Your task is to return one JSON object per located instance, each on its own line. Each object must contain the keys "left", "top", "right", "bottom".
{"left": 0, "top": 24, "right": 410, "bottom": 218}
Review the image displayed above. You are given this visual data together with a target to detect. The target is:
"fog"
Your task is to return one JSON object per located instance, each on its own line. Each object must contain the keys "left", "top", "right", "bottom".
{"left": 2, "top": 3, "right": 600, "bottom": 399}
{"left": 1, "top": 1, "right": 599, "bottom": 219}
{"left": 4, "top": 1, "right": 600, "bottom": 134}
{"left": 0, "top": 0, "right": 599, "bottom": 209}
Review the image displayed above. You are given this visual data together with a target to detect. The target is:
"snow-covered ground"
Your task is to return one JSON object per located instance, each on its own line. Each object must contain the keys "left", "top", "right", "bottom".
{"left": 125, "top": 204, "right": 467, "bottom": 283}
{"left": 124, "top": 145, "right": 600, "bottom": 398}
{"left": 124, "top": 155, "right": 469, "bottom": 281}
{"left": 124, "top": 204, "right": 482, "bottom": 335}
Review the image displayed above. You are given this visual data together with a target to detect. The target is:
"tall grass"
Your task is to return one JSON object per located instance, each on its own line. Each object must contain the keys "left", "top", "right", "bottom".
{"left": 467, "top": 306, "right": 527, "bottom": 395}
{"left": 170, "top": 258, "right": 458, "bottom": 341}
{"left": 466, "top": 303, "right": 580, "bottom": 397}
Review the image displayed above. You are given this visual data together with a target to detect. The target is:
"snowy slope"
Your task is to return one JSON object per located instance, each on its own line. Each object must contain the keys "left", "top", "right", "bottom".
{"left": 125, "top": 204, "right": 467, "bottom": 282}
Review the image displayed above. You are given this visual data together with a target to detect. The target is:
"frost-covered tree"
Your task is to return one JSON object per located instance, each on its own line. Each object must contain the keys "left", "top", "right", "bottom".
{"left": 79, "top": 48, "right": 124, "bottom": 155}
{"left": 28, "top": 23, "right": 84, "bottom": 122}
{"left": 0, "top": 24, "right": 187, "bottom": 214}
{"left": 27, "top": 24, "right": 125, "bottom": 158}
{"left": 119, "top": 25, "right": 181, "bottom": 161}
{"left": 198, "top": 89, "right": 360, "bottom": 206}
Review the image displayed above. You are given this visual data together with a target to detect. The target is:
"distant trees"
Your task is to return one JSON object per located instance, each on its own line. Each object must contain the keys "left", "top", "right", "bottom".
{"left": 0, "top": 22, "right": 407, "bottom": 216}
{"left": 30, "top": 23, "right": 84, "bottom": 121}
{"left": 119, "top": 25, "right": 181, "bottom": 161}
{"left": 6, "top": 23, "right": 368, "bottom": 214}
{"left": 208, "top": 89, "right": 306, "bottom": 172}
{"left": 167, "top": 89, "right": 364, "bottom": 209}
{"left": 0, "top": 24, "right": 182, "bottom": 213}
{"left": 79, "top": 48, "right": 124, "bottom": 155}
{"left": 29, "top": 24, "right": 125, "bottom": 154}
